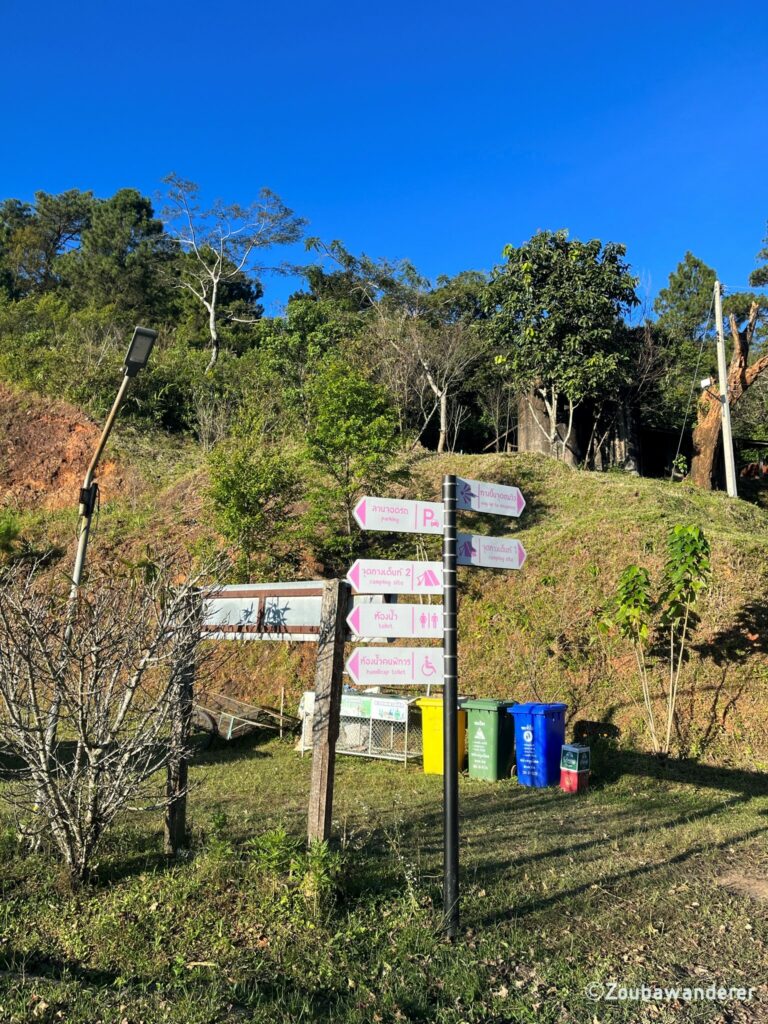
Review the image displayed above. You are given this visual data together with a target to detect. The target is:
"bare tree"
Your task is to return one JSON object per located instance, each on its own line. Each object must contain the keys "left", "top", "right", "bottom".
{"left": 372, "top": 316, "right": 483, "bottom": 453}
{"left": 0, "top": 562, "right": 209, "bottom": 881}
{"left": 162, "top": 174, "right": 305, "bottom": 371}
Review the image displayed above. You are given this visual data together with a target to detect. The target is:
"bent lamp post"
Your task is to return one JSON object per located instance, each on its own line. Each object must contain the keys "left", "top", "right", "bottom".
{"left": 69, "top": 326, "right": 157, "bottom": 599}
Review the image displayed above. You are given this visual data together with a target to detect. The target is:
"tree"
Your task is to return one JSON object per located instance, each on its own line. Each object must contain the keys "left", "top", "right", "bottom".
{"left": 607, "top": 525, "right": 710, "bottom": 758}
{"left": 750, "top": 223, "right": 768, "bottom": 287}
{"left": 485, "top": 230, "right": 639, "bottom": 462}
{"left": 304, "top": 240, "right": 488, "bottom": 452}
{"left": 0, "top": 190, "right": 93, "bottom": 297}
{"left": 208, "top": 422, "right": 301, "bottom": 581}
{"left": 303, "top": 354, "right": 400, "bottom": 565}
{"left": 60, "top": 188, "right": 169, "bottom": 317}
{"left": 652, "top": 253, "right": 718, "bottom": 428}
{"left": 0, "top": 562, "right": 206, "bottom": 881}
{"left": 162, "top": 175, "right": 305, "bottom": 371}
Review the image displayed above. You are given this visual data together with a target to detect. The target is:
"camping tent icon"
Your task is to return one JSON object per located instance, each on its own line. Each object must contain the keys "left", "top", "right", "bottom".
{"left": 416, "top": 568, "right": 440, "bottom": 588}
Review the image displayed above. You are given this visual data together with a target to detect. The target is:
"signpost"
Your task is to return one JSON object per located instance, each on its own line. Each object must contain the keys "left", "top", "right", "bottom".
{"left": 347, "top": 559, "right": 443, "bottom": 595}
{"left": 457, "top": 478, "right": 525, "bottom": 517}
{"left": 456, "top": 534, "right": 527, "bottom": 571}
{"left": 350, "top": 476, "right": 529, "bottom": 941}
{"left": 346, "top": 647, "right": 444, "bottom": 687}
{"left": 346, "top": 603, "right": 443, "bottom": 640}
{"left": 353, "top": 496, "right": 443, "bottom": 534}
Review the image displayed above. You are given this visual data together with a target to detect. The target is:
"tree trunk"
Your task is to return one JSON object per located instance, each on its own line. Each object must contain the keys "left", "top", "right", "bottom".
{"left": 437, "top": 390, "right": 448, "bottom": 454}
{"left": 612, "top": 404, "right": 640, "bottom": 474}
{"left": 517, "top": 392, "right": 551, "bottom": 453}
{"left": 690, "top": 301, "right": 765, "bottom": 489}
{"left": 690, "top": 399, "right": 721, "bottom": 489}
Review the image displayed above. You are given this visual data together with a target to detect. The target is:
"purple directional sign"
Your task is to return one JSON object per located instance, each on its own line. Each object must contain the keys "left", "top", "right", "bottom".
{"left": 346, "top": 647, "right": 445, "bottom": 686}
{"left": 346, "top": 603, "right": 443, "bottom": 639}
{"left": 456, "top": 533, "right": 527, "bottom": 570}
{"left": 347, "top": 559, "right": 443, "bottom": 595}
{"left": 456, "top": 478, "right": 525, "bottom": 517}
{"left": 353, "top": 496, "right": 443, "bottom": 535}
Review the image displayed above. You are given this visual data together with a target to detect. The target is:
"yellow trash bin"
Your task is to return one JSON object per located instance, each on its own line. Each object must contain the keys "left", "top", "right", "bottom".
{"left": 417, "top": 697, "right": 467, "bottom": 775}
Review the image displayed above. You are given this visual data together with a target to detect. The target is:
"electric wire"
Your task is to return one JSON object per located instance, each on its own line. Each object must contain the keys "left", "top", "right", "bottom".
{"left": 669, "top": 291, "right": 716, "bottom": 481}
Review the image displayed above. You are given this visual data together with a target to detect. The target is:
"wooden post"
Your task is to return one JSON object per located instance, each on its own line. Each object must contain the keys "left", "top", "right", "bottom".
{"left": 307, "top": 578, "right": 349, "bottom": 844}
{"left": 164, "top": 596, "right": 197, "bottom": 855}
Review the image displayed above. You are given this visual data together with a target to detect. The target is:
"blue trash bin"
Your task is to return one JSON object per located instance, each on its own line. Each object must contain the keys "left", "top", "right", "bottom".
{"left": 508, "top": 703, "right": 567, "bottom": 787}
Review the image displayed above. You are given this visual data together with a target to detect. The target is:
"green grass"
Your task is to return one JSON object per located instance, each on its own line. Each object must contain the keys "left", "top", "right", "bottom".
{"left": 1, "top": 737, "right": 766, "bottom": 1023}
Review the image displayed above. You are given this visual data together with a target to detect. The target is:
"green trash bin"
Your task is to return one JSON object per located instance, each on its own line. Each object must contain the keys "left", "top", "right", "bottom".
{"left": 464, "top": 699, "right": 515, "bottom": 781}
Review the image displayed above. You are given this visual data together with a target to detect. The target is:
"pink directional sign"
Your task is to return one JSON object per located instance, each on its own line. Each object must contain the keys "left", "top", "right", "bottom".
{"left": 347, "top": 559, "right": 443, "bottom": 595}
{"left": 457, "top": 478, "right": 525, "bottom": 517}
{"left": 347, "top": 603, "right": 443, "bottom": 639}
{"left": 346, "top": 647, "right": 445, "bottom": 686}
{"left": 353, "top": 496, "right": 443, "bottom": 535}
{"left": 457, "top": 533, "right": 527, "bottom": 570}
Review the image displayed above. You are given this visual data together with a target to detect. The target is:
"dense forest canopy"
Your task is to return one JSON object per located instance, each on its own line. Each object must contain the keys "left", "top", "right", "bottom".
{"left": 1, "top": 180, "right": 767, "bottom": 509}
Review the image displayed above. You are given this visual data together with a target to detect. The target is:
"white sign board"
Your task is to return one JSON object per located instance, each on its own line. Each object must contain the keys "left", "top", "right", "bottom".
{"left": 204, "top": 583, "right": 385, "bottom": 641}
{"left": 457, "top": 478, "right": 525, "bottom": 517}
{"left": 347, "top": 603, "right": 443, "bottom": 640}
{"left": 346, "top": 647, "right": 445, "bottom": 686}
{"left": 353, "top": 496, "right": 443, "bottom": 535}
{"left": 457, "top": 533, "right": 527, "bottom": 570}
{"left": 347, "top": 559, "right": 443, "bottom": 595}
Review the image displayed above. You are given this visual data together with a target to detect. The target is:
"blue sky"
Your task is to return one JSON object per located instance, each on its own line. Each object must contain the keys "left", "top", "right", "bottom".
{"left": 1, "top": 0, "right": 766, "bottom": 315}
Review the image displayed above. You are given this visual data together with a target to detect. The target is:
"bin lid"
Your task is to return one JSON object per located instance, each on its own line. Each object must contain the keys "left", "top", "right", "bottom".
{"left": 415, "top": 697, "right": 444, "bottom": 708}
{"left": 462, "top": 698, "right": 515, "bottom": 711}
{"left": 508, "top": 702, "right": 567, "bottom": 715}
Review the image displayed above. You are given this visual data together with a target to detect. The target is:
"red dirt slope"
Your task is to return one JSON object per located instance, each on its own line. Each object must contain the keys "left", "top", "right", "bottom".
{"left": 0, "top": 383, "right": 127, "bottom": 511}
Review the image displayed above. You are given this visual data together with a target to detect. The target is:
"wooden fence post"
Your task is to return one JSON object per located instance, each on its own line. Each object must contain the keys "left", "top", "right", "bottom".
{"left": 307, "top": 578, "right": 349, "bottom": 844}
{"left": 164, "top": 594, "right": 198, "bottom": 855}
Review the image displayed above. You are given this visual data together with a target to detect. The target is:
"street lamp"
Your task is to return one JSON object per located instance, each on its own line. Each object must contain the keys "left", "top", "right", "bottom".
{"left": 69, "top": 326, "right": 157, "bottom": 598}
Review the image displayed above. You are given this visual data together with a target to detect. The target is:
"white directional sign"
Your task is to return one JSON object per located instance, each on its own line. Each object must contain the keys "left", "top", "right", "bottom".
{"left": 353, "top": 496, "right": 443, "bottom": 535}
{"left": 346, "top": 603, "right": 443, "bottom": 639}
{"left": 347, "top": 559, "right": 443, "bottom": 595}
{"left": 346, "top": 647, "right": 444, "bottom": 686}
{"left": 457, "top": 533, "right": 527, "bottom": 570}
{"left": 457, "top": 478, "right": 525, "bottom": 517}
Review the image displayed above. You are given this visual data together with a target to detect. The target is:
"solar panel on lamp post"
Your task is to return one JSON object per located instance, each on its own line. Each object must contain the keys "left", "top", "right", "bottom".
{"left": 69, "top": 326, "right": 157, "bottom": 600}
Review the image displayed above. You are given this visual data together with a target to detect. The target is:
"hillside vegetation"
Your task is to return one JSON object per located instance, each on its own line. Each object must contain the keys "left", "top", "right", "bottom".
{"left": 4, "top": 384, "right": 767, "bottom": 770}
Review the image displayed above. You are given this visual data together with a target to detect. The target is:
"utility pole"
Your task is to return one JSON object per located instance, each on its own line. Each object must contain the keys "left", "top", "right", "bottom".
{"left": 714, "top": 281, "right": 738, "bottom": 498}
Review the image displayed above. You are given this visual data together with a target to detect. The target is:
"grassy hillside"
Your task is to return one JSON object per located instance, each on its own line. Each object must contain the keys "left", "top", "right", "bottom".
{"left": 3, "top": 382, "right": 768, "bottom": 770}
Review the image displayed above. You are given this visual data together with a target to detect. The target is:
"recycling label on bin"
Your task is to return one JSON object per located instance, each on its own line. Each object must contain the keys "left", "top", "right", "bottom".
{"left": 469, "top": 719, "right": 491, "bottom": 772}
{"left": 516, "top": 728, "right": 541, "bottom": 778}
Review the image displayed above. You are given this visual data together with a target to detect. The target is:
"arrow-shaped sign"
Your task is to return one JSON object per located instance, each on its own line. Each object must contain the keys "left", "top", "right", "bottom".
{"left": 347, "top": 559, "right": 443, "bottom": 595}
{"left": 346, "top": 647, "right": 444, "bottom": 686}
{"left": 457, "top": 533, "right": 526, "bottom": 570}
{"left": 457, "top": 478, "right": 525, "bottom": 518}
{"left": 346, "top": 603, "right": 443, "bottom": 639}
{"left": 353, "top": 496, "right": 443, "bottom": 534}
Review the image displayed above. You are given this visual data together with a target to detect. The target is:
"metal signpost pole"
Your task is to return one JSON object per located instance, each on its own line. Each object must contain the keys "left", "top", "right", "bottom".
{"left": 442, "top": 474, "right": 459, "bottom": 938}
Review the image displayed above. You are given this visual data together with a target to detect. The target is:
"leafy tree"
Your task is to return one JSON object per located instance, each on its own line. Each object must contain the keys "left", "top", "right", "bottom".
{"left": 0, "top": 191, "right": 93, "bottom": 297}
{"left": 606, "top": 525, "right": 710, "bottom": 757}
{"left": 485, "top": 230, "right": 639, "bottom": 460}
{"left": 208, "top": 427, "right": 301, "bottom": 581}
{"left": 651, "top": 252, "right": 718, "bottom": 427}
{"left": 163, "top": 175, "right": 305, "bottom": 371}
{"left": 59, "top": 188, "right": 169, "bottom": 318}
{"left": 303, "top": 354, "right": 400, "bottom": 566}
{"left": 750, "top": 223, "right": 768, "bottom": 287}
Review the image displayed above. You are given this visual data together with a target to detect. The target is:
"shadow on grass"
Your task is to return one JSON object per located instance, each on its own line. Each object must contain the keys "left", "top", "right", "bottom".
{"left": 472, "top": 822, "right": 768, "bottom": 928}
